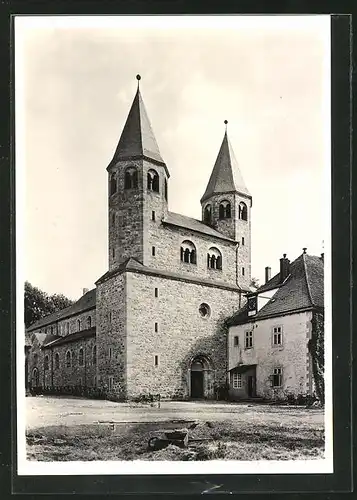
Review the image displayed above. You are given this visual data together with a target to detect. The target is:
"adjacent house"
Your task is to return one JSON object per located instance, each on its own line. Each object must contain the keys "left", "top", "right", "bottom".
{"left": 227, "top": 250, "right": 324, "bottom": 401}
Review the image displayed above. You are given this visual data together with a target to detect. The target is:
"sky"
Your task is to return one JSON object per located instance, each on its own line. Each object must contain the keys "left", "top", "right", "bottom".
{"left": 16, "top": 16, "right": 331, "bottom": 300}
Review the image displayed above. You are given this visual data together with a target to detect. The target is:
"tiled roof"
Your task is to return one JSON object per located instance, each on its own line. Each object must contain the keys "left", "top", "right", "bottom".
{"left": 95, "top": 257, "right": 146, "bottom": 284}
{"left": 228, "top": 253, "right": 324, "bottom": 325}
{"left": 27, "top": 289, "right": 96, "bottom": 332}
{"left": 163, "top": 211, "right": 237, "bottom": 242}
{"left": 201, "top": 131, "right": 250, "bottom": 202}
{"left": 108, "top": 87, "right": 167, "bottom": 169}
{"left": 42, "top": 327, "right": 96, "bottom": 349}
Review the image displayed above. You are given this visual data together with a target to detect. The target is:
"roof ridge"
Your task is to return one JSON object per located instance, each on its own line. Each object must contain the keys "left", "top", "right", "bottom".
{"left": 301, "top": 253, "right": 314, "bottom": 307}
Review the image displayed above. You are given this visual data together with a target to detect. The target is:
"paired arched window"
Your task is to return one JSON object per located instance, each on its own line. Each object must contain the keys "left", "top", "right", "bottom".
{"left": 219, "top": 200, "right": 231, "bottom": 219}
{"left": 147, "top": 169, "right": 159, "bottom": 193}
{"left": 79, "top": 347, "right": 84, "bottom": 367}
{"left": 203, "top": 205, "right": 212, "bottom": 225}
{"left": 44, "top": 355, "right": 49, "bottom": 370}
{"left": 238, "top": 202, "right": 248, "bottom": 221}
{"left": 92, "top": 345, "right": 97, "bottom": 366}
{"left": 110, "top": 173, "right": 117, "bottom": 195}
{"left": 55, "top": 353, "right": 60, "bottom": 369}
{"left": 87, "top": 316, "right": 92, "bottom": 329}
{"left": 164, "top": 178, "right": 168, "bottom": 201}
{"left": 180, "top": 240, "right": 197, "bottom": 265}
{"left": 207, "top": 247, "right": 223, "bottom": 270}
{"left": 66, "top": 350, "right": 71, "bottom": 368}
{"left": 124, "top": 167, "right": 138, "bottom": 189}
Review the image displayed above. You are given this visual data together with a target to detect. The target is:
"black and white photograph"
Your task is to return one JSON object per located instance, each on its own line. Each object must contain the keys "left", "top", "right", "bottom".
{"left": 16, "top": 15, "right": 332, "bottom": 475}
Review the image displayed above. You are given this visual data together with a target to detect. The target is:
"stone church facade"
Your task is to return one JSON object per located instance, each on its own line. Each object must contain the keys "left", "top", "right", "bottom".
{"left": 26, "top": 76, "right": 253, "bottom": 400}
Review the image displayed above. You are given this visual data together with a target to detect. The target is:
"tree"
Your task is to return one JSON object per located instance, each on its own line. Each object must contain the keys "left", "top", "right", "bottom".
{"left": 24, "top": 281, "right": 74, "bottom": 328}
{"left": 250, "top": 277, "right": 260, "bottom": 289}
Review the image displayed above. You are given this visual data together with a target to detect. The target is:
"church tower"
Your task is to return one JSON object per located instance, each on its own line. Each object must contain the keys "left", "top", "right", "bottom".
{"left": 107, "top": 76, "right": 170, "bottom": 270}
{"left": 201, "top": 122, "right": 252, "bottom": 287}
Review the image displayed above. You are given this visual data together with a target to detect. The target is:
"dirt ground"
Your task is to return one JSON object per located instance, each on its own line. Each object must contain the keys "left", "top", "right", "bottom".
{"left": 25, "top": 396, "right": 325, "bottom": 462}
{"left": 26, "top": 395, "right": 324, "bottom": 429}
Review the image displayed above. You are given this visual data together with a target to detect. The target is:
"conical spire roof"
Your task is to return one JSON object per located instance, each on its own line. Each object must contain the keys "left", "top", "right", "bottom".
{"left": 201, "top": 130, "right": 250, "bottom": 202}
{"left": 108, "top": 78, "right": 166, "bottom": 169}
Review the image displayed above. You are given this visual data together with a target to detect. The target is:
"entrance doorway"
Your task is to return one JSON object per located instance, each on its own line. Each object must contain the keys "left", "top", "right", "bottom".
{"left": 190, "top": 359, "right": 204, "bottom": 398}
{"left": 247, "top": 375, "right": 256, "bottom": 397}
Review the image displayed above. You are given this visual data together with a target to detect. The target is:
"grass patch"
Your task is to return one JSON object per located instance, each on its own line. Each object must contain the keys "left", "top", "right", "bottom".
{"left": 26, "top": 416, "right": 324, "bottom": 462}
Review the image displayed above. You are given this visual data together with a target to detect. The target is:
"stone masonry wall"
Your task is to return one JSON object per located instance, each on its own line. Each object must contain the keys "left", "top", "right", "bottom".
{"left": 96, "top": 273, "right": 127, "bottom": 399}
{"left": 126, "top": 271, "right": 242, "bottom": 400}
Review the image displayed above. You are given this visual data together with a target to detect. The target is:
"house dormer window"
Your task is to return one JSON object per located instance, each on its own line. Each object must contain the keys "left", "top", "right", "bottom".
{"left": 147, "top": 169, "right": 159, "bottom": 193}
{"left": 124, "top": 167, "right": 138, "bottom": 189}
{"left": 207, "top": 247, "right": 222, "bottom": 270}
{"left": 180, "top": 240, "right": 196, "bottom": 264}
{"left": 219, "top": 200, "right": 231, "bottom": 219}
{"left": 238, "top": 202, "right": 248, "bottom": 221}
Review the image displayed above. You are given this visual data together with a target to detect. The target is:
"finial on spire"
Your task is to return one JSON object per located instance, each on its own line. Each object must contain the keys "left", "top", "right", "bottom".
{"left": 224, "top": 120, "right": 228, "bottom": 132}
{"left": 136, "top": 74, "right": 141, "bottom": 89}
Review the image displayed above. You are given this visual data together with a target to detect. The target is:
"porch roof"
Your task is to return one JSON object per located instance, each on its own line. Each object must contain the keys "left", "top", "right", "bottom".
{"left": 228, "top": 363, "right": 257, "bottom": 373}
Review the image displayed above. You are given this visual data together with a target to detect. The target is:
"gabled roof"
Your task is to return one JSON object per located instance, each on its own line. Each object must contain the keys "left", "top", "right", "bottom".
{"left": 163, "top": 211, "right": 237, "bottom": 243}
{"left": 227, "top": 253, "right": 324, "bottom": 325}
{"left": 201, "top": 131, "right": 250, "bottom": 202}
{"left": 96, "top": 257, "right": 146, "bottom": 285}
{"left": 27, "top": 288, "right": 96, "bottom": 332}
{"left": 42, "top": 327, "right": 96, "bottom": 349}
{"left": 108, "top": 86, "right": 167, "bottom": 170}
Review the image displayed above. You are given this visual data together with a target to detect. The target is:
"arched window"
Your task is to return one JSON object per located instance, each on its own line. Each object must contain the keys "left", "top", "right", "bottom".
{"left": 87, "top": 316, "right": 92, "bottom": 329}
{"left": 77, "top": 319, "right": 81, "bottom": 331}
{"left": 164, "top": 178, "right": 168, "bottom": 201}
{"left": 207, "top": 247, "right": 223, "bottom": 270}
{"left": 92, "top": 345, "right": 97, "bottom": 366}
{"left": 203, "top": 205, "right": 212, "bottom": 224}
{"left": 219, "top": 200, "right": 231, "bottom": 219}
{"left": 44, "top": 355, "right": 49, "bottom": 370}
{"left": 180, "top": 240, "right": 197, "bottom": 265}
{"left": 79, "top": 347, "right": 84, "bottom": 367}
{"left": 55, "top": 353, "right": 60, "bottom": 369}
{"left": 238, "top": 202, "right": 248, "bottom": 221}
{"left": 110, "top": 173, "right": 117, "bottom": 196}
{"left": 147, "top": 169, "right": 159, "bottom": 193}
{"left": 124, "top": 167, "right": 138, "bottom": 189}
{"left": 66, "top": 350, "right": 71, "bottom": 368}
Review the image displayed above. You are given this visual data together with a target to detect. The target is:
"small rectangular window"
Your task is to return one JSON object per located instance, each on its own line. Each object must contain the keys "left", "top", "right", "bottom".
{"left": 155, "top": 322, "right": 158, "bottom": 332}
{"left": 272, "top": 367, "right": 283, "bottom": 387}
{"left": 242, "top": 237, "right": 245, "bottom": 245}
{"left": 245, "top": 330, "right": 253, "bottom": 349}
{"left": 234, "top": 336, "right": 239, "bottom": 346}
{"left": 93, "top": 376, "right": 97, "bottom": 387}
{"left": 232, "top": 372, "right": 242, "bottom": 389}
{"left": 155, "top": 287, "right": 159, "bottom": 297}
{"left": 154, "top": 355, "right": 159, "bottom": 366}
{"left": 112, "top": 248, "right": 115, "bottom": 258}
{"left": 109, "top": 347, "right": 113, "bottom": 359}
{"left": 242, "top": 267, "right": 245, "bottom": 276}
{"left": 272, "top": 326, "right": 283, "bottom": 346}
{"left": 152, "top": 211, "right": 156, "bottom": 221}
{"left": 152, "top": 246, "right": 156, "bottom": 256}
{"left": 108, "top": 376, "right": 114, "bottom": 391}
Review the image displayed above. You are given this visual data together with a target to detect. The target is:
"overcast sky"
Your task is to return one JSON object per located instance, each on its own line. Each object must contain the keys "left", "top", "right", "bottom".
{"left": 16, "top": 16, "right": 331, "bottom": 300}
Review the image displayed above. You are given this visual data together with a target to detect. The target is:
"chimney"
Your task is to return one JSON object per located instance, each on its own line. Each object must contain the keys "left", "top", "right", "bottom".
{"left": 83, "top": 288, "right": 89, "bottom": 296}
{"left": 279, "top": 254, "right": 290, "bottom": 283}
{"left": 265, "top": 266, "right": 271, "bottom": 284}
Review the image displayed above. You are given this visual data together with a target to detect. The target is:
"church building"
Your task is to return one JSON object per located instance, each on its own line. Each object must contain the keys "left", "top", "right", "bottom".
{"left": 26, "top": 75, "right": 253, "bottom": 400}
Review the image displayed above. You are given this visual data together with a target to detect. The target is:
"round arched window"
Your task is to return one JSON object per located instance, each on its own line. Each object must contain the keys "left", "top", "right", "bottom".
{"left": 199, "top": 303, "right": 211, "bottom": 318}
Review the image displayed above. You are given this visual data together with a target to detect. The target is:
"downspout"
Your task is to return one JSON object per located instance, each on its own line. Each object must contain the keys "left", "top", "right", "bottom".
{"left": 235, "top": 242, "right": 242, "bottom": 309}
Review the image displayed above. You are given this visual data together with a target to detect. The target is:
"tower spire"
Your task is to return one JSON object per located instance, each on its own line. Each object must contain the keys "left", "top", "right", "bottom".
{"left": 107, "top": 75, "right": 167, "bottom": 171}
{"left": 201, "top": 126, "right": 250, "bottom": 203}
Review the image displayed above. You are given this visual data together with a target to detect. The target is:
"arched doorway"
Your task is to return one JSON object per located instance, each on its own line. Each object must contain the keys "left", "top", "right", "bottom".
{"left": 31, "top": 368, "right": 39, "bottom": 388}
{"left": 190, "top": 355, "right": 214, "bottom": 399}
